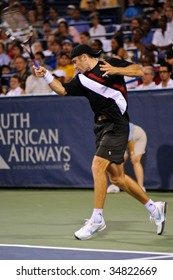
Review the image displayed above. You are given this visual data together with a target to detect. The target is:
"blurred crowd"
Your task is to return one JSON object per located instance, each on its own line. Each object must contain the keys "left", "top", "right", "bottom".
{"left": 0, "top": 0, "right": 173, "bottom": 96}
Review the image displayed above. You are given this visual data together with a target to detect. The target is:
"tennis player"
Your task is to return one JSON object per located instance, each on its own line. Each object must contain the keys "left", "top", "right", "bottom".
{"left": 33, "top": 44, "right": 167, "bottom": 240}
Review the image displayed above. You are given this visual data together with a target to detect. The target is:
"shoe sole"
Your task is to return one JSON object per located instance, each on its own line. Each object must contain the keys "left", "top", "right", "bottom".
{"left": 158, "top": 202, "right": 167, "bottom": 235}
{"left": 74, "top": 224, "right": 106, "bottom": 240}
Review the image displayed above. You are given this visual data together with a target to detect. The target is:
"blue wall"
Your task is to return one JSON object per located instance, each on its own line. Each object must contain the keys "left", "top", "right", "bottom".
{"left": 0, "top": 90, "right": 173, "bottom": 190}
{"left": 128, "top": 89, "right": 173, "bottom": 190}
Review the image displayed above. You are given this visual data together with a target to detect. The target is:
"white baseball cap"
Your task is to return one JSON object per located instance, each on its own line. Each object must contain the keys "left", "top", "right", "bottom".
{"left": 52, "top": 70, "right": 66, "bottom": 78}
{"left": 67, "top": 5, "right": 76, "bottom": 9}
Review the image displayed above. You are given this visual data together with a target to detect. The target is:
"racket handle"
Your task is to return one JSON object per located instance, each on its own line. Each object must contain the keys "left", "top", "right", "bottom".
{"left": 33, "top": 59, "right": 40, "bottom": 69}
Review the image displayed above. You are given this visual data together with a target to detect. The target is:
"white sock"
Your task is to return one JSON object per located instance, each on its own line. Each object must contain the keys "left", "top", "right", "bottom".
{"left": 91, "top": 208, "right": 103, "bottom": 223}
{"left": 145, "top": 199, "right": 156, "bottom": 214}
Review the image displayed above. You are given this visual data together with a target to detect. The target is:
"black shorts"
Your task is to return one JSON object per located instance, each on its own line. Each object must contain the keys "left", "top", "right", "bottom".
{"left": 94, "top": 119, "right": 129, "bottom": 164}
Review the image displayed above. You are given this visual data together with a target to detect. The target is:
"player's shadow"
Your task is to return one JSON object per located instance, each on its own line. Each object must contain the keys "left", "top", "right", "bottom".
{"left": 157, "top": 145, "right": 173, "bottom": 190}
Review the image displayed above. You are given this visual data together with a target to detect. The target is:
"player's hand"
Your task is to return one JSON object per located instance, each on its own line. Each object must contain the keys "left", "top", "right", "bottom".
{"left": 33, "top": 65, "right": 47, "bottom": 78}
{"left": 99, "top": 60, "right": 118, "bottom": 76}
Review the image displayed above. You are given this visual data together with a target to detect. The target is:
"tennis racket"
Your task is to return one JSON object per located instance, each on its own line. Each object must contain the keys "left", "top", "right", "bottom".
{"left": 0, "top": 4, "right": 39, "bottom": 68}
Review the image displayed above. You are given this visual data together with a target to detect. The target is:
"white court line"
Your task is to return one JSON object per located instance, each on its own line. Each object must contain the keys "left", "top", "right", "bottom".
{"left": 133, "top": 255, "right": 173, "bottom": 260}
{"left": 0, "top": 243, "right": 173, "bottom": 258}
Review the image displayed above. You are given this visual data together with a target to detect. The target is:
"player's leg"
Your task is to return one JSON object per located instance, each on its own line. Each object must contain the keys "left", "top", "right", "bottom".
{"left": 74, "top": 155, "right": 109, "bottom": 240}
{"left": 108, "top": 163, "right": 167, "bottom": 235}
{"left": 107, "top": 152, "right": 128, "bottom": 193}
{"left": 107, "top": 162, "right": 148, "bottom": 203}
{"left": 92, "top": 155, "right": 110, "bottom": 209}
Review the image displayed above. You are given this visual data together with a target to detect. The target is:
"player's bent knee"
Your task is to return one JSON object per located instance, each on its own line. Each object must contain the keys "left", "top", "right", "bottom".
{"left": 109, "top": 174, "right": 125, "bottom": 187}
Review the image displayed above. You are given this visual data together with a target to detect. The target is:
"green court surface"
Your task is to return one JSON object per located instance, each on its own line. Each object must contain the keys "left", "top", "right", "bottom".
{"left": 0, "top": 189, "right": 172, "bottom": 253}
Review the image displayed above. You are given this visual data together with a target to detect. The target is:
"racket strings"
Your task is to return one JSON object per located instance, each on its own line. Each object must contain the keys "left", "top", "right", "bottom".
{"left": 0, "top": 6, "right": 39, "bottom": 67}
{"left": 1, "top": 11, "right": 33, "bottom": 43}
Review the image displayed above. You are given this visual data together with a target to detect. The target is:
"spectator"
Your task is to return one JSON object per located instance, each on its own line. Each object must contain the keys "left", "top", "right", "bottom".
{"left": 12, "top": 56, "right": 31, "bottom": 90}
{"left": 80, "top": 0, "right": 119, "bottom": 9}
{"left": 52, "top": 38, "right": 62, "bottom": 57}
{"left": 165, "top": 49, "right": 173, "bottom": 79}
{"left": 157, "top": 61, "right": 173, "bottom": 88}
{"left": 140, "top": 51, "right": 156, "bottom": 66}
{"left": 80, "top": 31, "right": 91, "bottom": 44}
{"left": 31, "top": 41, "right": 44, "bottom": 56}
{"left": 1, "top": 65, "right": 11, "bottom": 74}
{"left": 25, "top": 68, "right": 52, "bottom": 95}
{"left": 151, "top": 14, "right": 173, "bottom": 63}
{"left": 0, "top": 64, "right": 12, "bottom": 95}
{"left": 89, "top": 12, "right": 106, "bottom": 43}
{"left": 51, "top": 70, "right": 67, "bottom": 94}
{"left": 9, "top": 43, "right": 23, "bottom": 58}
{"left": 43, "top": 34, "right": 56, "bottom": 57}
{"left": 8, "top": 0, "right": 24, "bottom": 12}
{"left": 47, "top": 7, "right": 59, "bottom": 30}
{"left": 0, "top": 42, "right": 11, "bottom": 66}
{"left": 41, "top": 20, "right": 53, "bottom": 40}
{"left": 149, "top": 8, "right": 160, "bottom": 29}
{"left": 9, "top": 43, "right": 24, "bottom": 68}
{"left": 122, "top": 0, "right": 143, "bottom": 23}
{"left": 135, "top": 66, "right": 157, "bottom": 90}
{"left": 90, "top": 39, "right": 107, "bottom": 58}
{"left": 163, "top": 0, "right": 173, "bottom": 10}
{"left": 27, "top": 10, "right": 38, "bottom": 27}
{"left": 142, "top": 0, "right": 158, "bottom": 19}
{"left": 6, "top": 74, "right": 25, "bottom": 96}
{"left": 44, "top": 38, "right": 62, "bottom": 70}
{"left": 68, "top": 7, "right": 90, "bottom": 34}
{"left": 90, "top": 39, "right": 103, "bottom": 51}
{"left": 34, "top": 51, "right": 52, "bottom": 71}
{"left": 0, "top": 84, "right": 3, "bottom": 95}
{"left": 109, "top": 33, "right": 128, "bottom": 60}
{"left": 99, "top": 0, "right": 119, "bottom": 8}
{"left": 130, "top": 16, "right": 143, "bottom": 31}
{"left": 141, "top": 17, "right": 154, "bottom": 49}
{"left": 65, "top": 5, "right": 76, "bottom": 23}
{"left": 80, "top": 0, "right": 100, "bottom": 10}
{"left": 34, "top": 2, "right": 45, "bottom": 25}
{"left": 52, "top": 69, "right": 66, "bottom": 83}
{"left": 123, "top": 16, "right": 143, "bottom": 47}
{"left": 140, "top": 51, "right": 161, "bottom": 85}
{"left": 61, "top": 39, "right": 74, "bottom": 57}
{"left": 126, "top": 27, "right": 146, "bottom": 63}
{"left": 164, "top": 4, "right": 173, "bottom": 31}
{"left": 0, "top": 29, "right": 11, "bottom": 48}
{"left": 27, "top": 10, "right": 42, "bottom": 39}
{"left": 55, "top": 52, "right": 76, "bottom": 82}
{"left": 54, "top": 19, "right": 80, "bottom": 44}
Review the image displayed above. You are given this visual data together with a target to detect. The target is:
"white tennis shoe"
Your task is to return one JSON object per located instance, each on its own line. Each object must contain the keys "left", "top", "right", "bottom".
{"left": 150, "top": 201, "right": 167, "bottom": 235}
{"left": 141, "top": 186, "right": 146, "bottom": 192}
{"left": 74, "top": 217, "right": 106, "bottom": 240}
{"left": 107, "top": 184, "right": 120, "bottom": 193}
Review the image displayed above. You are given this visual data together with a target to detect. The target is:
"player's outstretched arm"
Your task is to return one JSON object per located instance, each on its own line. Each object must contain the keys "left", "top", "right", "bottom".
{"left": 33, "top": 66, "right": 67, "bottom": 96}
{"left": 100, "top": 60, "right": 144, "bottom": 77}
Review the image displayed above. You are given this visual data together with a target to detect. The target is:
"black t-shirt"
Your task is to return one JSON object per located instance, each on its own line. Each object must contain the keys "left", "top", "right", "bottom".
{"left": 63, "top": 58, "right": 132, "bottom": 123}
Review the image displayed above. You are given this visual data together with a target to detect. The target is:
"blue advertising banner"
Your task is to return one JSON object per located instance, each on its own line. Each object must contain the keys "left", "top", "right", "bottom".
{"left": 128, "top": 89, "right": 173, "bottom": 191}
{"left": 0, "top": 90, "right": 173, "bottom": 190}
{"left": 0, "top": 95, "right": 95, "bottom": 188}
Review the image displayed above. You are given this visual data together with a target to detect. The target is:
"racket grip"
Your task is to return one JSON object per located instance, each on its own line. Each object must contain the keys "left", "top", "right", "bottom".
{"left": 33, "top": 60, "right": 40, "bottom": 69}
